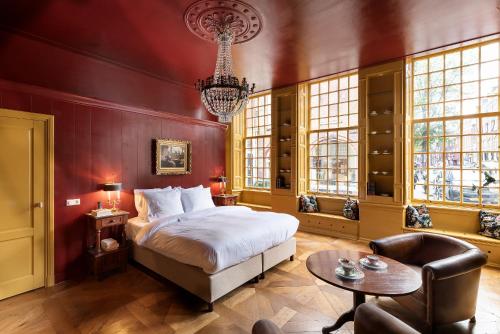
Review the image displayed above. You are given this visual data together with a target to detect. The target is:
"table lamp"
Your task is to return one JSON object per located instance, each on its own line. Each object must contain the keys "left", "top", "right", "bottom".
{"left": 218, "top": 175, "right": 228, "bottom": 195}
{"left": 103, "top": 182, "right": 121, "bottom": 211}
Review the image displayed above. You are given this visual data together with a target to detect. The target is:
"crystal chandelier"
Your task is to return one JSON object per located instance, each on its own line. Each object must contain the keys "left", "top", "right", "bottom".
{"left": 195, "top": 17, "right": 255, "bottom": 123}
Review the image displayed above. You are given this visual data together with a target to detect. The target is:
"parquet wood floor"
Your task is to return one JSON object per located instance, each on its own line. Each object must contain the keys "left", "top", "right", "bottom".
{"left": 0, "top": 232, "right": 499, "bottom": 334}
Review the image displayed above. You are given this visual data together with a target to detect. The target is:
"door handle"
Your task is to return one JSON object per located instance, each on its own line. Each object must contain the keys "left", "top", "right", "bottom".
{"left": 35, "top": 202, "right": 44, "bottom": 208}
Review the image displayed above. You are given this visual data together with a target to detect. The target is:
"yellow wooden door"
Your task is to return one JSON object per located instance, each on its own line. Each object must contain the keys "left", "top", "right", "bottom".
{"left": 0, "top": 115, "right": 45, "bottom": 300}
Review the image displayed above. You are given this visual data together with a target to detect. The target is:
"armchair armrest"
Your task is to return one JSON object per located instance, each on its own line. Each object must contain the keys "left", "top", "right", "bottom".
{"left": 369, "top": 234, "right": 423, "bottom": 264}
{"left": 354, "top": 303, "right": 419, "bottom": 334}
{"left": 423, "top": 249, "right": 487, "bottom": 280}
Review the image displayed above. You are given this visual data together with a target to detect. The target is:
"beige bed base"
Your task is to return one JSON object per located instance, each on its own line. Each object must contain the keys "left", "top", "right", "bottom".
{"left": 131, "top": 237, "right": 296, "bottom": 310}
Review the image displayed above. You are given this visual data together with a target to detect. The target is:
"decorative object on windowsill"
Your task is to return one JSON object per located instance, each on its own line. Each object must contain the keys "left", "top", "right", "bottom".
{"left": 155, "top": 138, "right": 192, "bottom": 175}
{"left": 405, "top": 204, "right": 432, "bottom": 228}
{"left": 383, "top": 108, "right": 393, "bottom": 115}
{"left": 186, "top": 0, "right": 261, "bottom": 123}
{"left": 281, "top": 121, "right": 291, "bottom": 127}
{"left": 102, "top": 182, "right": 121, "bottom": 211}
{"left": 343, "top": 197, "right": 359, "bottom": 220}
{"left": 218, "top": 174, "right": 228, "bottom": 195}
{"left": 478, "top": 210, "right": 500, "bottom": 240}
{"left": 382, "top": 149, "right": 391, "bottom": 155}
{"left": 371, "top": 150, "right": 379, "bottom": 155}
{"left": 371, "top": 171, "right": 379, "bottom": 175}
{"left": 299, "top": 195, "right": 319, "bottom": 213}
{"left": 369, "top": 110, "right": 378, "bottom": 116}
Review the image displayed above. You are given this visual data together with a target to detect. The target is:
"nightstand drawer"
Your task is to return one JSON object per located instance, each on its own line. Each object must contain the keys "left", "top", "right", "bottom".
{"left": 99, "top": 215, "right": 124, "bottom": 228}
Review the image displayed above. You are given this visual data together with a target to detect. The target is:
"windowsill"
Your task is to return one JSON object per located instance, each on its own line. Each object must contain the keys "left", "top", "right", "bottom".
{"left": 403, "top": 227, "right": 500, "bottom": 245}
{"left": 410, "top": 202, "right": 500, "bottom": 214}
{"left": 299, "top": 211, "right": 359, "bottom": 223}
{"left": 237, "top": 202, "right": 272, "bottom": 210}
{"left": 241, "top": 189, "right": 271, "bottom": 194}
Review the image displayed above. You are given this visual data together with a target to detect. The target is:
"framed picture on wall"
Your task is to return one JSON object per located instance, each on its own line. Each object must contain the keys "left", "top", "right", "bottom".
{"left": 155, "top": 139, "right": 192, "bottom": 175}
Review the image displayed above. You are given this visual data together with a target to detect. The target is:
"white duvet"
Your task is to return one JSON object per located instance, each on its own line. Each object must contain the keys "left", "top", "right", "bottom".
{"left": 134, "top": 206, "right": 299, "bottom": 274}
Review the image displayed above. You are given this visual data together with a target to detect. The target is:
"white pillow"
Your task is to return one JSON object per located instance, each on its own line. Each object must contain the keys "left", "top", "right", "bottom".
{"left": 134, "top": 186, "right": 171, "bottom": 218}
{"left": 142, "top": 188, "right": 184, "bottom": 221}
{"left": 181, "top": 186, "right": 215, "bottom": 213}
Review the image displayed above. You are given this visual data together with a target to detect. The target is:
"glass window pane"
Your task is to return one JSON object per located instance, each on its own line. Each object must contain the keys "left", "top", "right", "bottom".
{"left": 445, "top": 119, "right": 460, "bottom": 135}
{"left": 482, "top": 117, "right": 498, "bottom": 133}
{"left": 463, "top": 118, "right": 479, "bottom": 134}
{"left": 414, "top": 74, "right": 428, "bottom": 89}
{"left": 429, "top": 55, "right": 444, "bottom": 71}
{"left": 481, "top": 42, "right": 499, "bottom": 62}
{"left": 481, "top": 96, "right": 498, "bottom": 113}
{"left": 446, "top": 153, "right": 461, "bottom": 169}
{"left": 462, "top": 64, "right": 479, "bottom": 82}
{"left": 445, "top": 52, "right": 460, "bottom": 68}
{"left": 445, "top": 186, "right": 460, "bottom": 202}
{"left": 463, "top": 153, "right": 479, "bottom": 168}
{"left": 429, "top": 185, "right": 443, "bottom": 201}
{"left": 463, "top": 47, "right": 479, "bottom": 65}
{"left": 414, "top": 59, "right": 428, "bottom": 74}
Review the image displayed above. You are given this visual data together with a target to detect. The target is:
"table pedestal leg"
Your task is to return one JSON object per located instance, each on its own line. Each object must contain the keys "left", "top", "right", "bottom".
{"left": 322, "top": 292, "right": 366, "bottom": 334}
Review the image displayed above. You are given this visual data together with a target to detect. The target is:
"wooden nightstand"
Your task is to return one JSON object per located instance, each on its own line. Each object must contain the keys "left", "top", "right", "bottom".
{"left": 85, "top": 210, "right": 129, "bottom": 280}
{"left": 212, "top": 194, "right": 238, "bottom": 206}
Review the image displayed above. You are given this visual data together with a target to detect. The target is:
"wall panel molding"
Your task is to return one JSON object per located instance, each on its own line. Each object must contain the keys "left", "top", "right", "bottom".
{"left": 0, "top": 79, "right": 226, "bottom": 129}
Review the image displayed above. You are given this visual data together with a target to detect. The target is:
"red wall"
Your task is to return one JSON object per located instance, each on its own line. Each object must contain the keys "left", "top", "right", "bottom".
{"left": 0, "top": 29, "right": 227, "bottom": 282}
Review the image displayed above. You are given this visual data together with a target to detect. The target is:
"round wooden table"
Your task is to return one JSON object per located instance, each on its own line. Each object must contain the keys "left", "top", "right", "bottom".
{"left": 306, "top": 250, "right": 421, "bottom": 334}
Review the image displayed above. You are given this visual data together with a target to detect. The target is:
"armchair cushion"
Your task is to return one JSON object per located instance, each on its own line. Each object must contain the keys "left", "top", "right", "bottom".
{"left": 252, "top": 319, "right": 283, "bottom": 334}
{"left": 354, "top": 303, "right": 419, "bottom": 334}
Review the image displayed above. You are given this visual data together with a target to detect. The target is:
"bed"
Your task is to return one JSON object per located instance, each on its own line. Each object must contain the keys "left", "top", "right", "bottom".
{"left": 126, "top": 205, "right": 298, "bottom": 310}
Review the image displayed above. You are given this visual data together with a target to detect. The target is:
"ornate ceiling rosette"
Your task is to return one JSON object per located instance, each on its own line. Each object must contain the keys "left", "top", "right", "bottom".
{"left": 184, "top": 0, "right": 263, "bottom": 44}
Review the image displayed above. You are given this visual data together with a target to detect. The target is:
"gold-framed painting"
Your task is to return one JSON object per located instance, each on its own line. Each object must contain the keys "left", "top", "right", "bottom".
{"left": 155, "top": 139, "right": 192, "bottom": 175}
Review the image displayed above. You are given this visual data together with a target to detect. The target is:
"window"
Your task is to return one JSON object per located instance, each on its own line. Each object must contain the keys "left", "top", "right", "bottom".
{"left": 309, "top": 73, "right": 359, "bottom": 196}
{"left": 409, "top": 40, "right": 500, "bottom": 205}
{"left": 244, "top": 94, "right": 272, "bottom": 189}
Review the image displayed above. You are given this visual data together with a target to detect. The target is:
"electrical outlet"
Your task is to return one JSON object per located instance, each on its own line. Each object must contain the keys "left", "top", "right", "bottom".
{"left": 66, "top": 198, "right": 80, "bottom": 206}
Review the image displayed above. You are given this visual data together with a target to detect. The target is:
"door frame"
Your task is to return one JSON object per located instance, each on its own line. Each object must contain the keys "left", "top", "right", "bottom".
{"left": 0, "top": 108, "right": 55, "bottom": 287}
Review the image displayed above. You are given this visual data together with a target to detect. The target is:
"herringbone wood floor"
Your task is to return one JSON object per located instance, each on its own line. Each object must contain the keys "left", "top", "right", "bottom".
{"left": 0, "top": 231, "right": 499, "bottom": 334}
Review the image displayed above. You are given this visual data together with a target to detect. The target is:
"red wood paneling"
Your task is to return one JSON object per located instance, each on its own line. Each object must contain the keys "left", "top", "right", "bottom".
{"left": 0, "top": 81, "right": 226, "bottom": 283}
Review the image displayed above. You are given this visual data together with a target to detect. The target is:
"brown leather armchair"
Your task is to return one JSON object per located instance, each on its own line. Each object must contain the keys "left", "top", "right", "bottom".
{"left": 370, "top": 233, "right": 487, "bottom": 331}
{"left": 252, "top": 304, "right": 419, "bottom": 334}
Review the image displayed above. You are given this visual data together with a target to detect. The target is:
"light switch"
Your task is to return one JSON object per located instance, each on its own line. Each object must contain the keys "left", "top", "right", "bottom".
{"left": 66, "top": 198, "right": 80, "bottom": 206}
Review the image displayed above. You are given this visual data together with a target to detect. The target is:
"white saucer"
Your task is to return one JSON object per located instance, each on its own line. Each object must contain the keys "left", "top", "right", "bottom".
{"left": 359, "top": 257, "right": 388, "bottom": 270}
{"left": 335, "top": 266, "right": 365, "bottom": 280}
